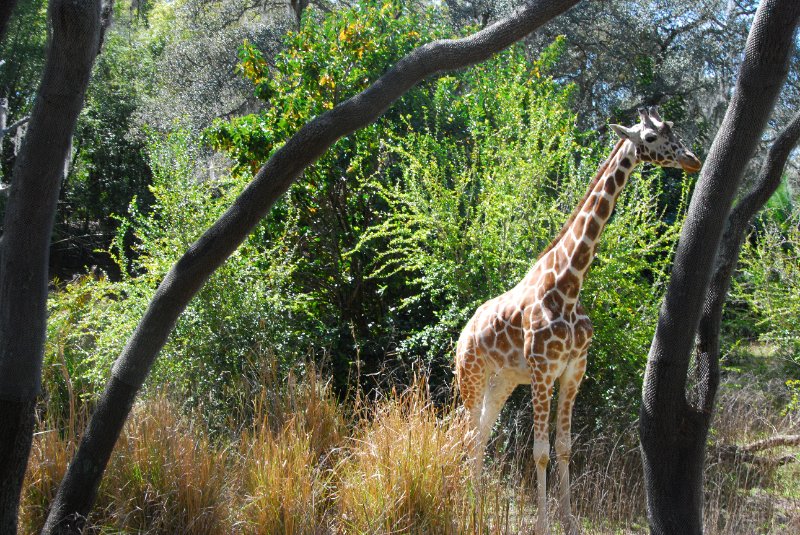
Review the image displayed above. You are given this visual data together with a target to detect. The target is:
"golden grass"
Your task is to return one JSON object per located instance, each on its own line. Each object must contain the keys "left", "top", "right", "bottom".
{"left": 18, "top": 368, "right": 799, "bottom": 534}
{"left": 335, "top": 379, "right": 471, "bottom": 534}
{"left": 236, "top": 370, "right": 345, "bottom": 534}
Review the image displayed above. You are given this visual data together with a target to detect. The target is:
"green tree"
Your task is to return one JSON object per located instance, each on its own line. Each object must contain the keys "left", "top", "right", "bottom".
{"left": 54, "top": 8, "right": 156, "bottom": 275}
{"left": 206, "top": 0, "right": 453, "bottom": 386}
{"left": 360, "top": 42, "right": 689, "bottom": 424}
{"left": 0, "top": 0, "right": 47, "bottom": 181}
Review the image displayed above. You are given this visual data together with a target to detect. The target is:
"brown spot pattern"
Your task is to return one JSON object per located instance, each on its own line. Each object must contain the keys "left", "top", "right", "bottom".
{"left": 604, "top": 178, "right": 616, "bottom": 195}
{"left": 584, "top": 216, "right": 601, "bottom": 240}
{"left": 615, "top": 170, "right": 626, "bottom": 187}
{"left": 596, "top": 197, "right": 611, "bottom": 219}
{"left": 563, "top": 234, "right": 576, "bottom": 255}
{"left": 572, "top": 243, "right": 592, "bottom": 271}
{"left": 558, "top": 269, "right": 581, "bottom": 298}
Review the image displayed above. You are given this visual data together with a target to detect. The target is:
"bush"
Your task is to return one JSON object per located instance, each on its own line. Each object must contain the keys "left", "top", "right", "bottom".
{"left": 45, "top": 1, "right": 689, "bottom": 433}
{"left": 733, "top": 204, "right": 800, "bottom": 373}
{"left": 358, "top": 42, "right": 689, "bottom": 427}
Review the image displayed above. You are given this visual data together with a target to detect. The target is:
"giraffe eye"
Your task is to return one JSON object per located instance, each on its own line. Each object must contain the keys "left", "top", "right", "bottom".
{"left": 644, "top": 133, "right": 657, "bottom": 143}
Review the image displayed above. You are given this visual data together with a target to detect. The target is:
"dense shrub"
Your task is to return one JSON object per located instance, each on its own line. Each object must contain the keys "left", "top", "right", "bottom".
{"left": 733, "top": 202, "right": 800, "bottom": 373}
{"left": 43, "top": 0, "right": 692, "bottom": 433}
{"left": 359, "top": 41, "right": 689, "bottom": 427}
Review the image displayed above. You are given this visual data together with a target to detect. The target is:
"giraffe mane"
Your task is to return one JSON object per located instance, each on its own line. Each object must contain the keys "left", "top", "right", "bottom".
{"left": 534, "top": 138, "right": 626, "bottom": 262}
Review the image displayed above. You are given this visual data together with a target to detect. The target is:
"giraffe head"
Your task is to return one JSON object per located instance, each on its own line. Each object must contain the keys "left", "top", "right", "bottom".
{"left": 609, "top": 106, "right": 702, "bottom": 173}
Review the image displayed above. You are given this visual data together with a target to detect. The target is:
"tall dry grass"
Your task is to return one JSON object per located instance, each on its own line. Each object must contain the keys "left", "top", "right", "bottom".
{"left": 18, "top": 366, "right": 799, "bottom": 534}
{"left": 702, "top": 374, "right": 800, "bottom": 535}
{"left": 335, "top": 379, "right": 471, "bottom": 534}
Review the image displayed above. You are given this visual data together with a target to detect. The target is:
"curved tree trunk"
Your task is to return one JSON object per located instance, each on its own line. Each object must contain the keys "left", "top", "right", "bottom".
{"left": 639, "top": 1, "right": 800, "bottom": 533}
{"left": 0, "top": 1, "right": 102, "bottom": 533}
{"left": 41, "top": 1, "right": 581, "bottom": 533}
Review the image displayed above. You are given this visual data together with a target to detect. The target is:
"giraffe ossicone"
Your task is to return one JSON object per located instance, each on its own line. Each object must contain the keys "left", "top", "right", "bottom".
{"left": 455, "top": 106, "right": 700, "bottom": 535}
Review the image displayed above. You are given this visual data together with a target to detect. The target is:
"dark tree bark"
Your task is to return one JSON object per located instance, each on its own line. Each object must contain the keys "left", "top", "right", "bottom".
{"left": 0, "top": 1, "right": 103, "bottom": 534}
{"left": 639, "top": 1, "right": 800, "bottom": 533}
{"left": 41, "top": 1, "right": 581, "bottom": 533}
{"left": 289, "top": 0, "right": 310, "bottom": 25}
{"left": 0, "top": 0, "right": 19, "bottom": 44}
{"left": 694, "top": 110, "right": 800, "bottom": 416}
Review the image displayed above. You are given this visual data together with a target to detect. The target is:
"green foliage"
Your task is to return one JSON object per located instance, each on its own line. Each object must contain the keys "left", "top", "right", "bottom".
{"left": 206, "top": 0, "right": 446, "bottom": 174}
{"left": 43, "top": 1, "right": 694, "bottom": 432}
{"left": 204, "top": 0, "right": 455, "bottom": 387}
{"left": 0, "top": 0, "right": 48, "bottom": 179}
{"left": 47, "top": 130, "right": 298, "bottom": 419}
{"left": 733, "top": 204, "right": 800, "bottom": 373}
{"left": 785, "top": 379, "right": 800, "bottom": 415}
{"left": 581, "top": 169, "right": 689, "bottom": 421}
{"left": 0, "top": 0, "right": 47, "bottom": 115}
{"left": 62, "top": 24, "right": 155, "bottom": 234}
{"left": 359, "top": 42, "right": 690, "bottom": 423}
{"left": 46, "top": 274, "right": 133, "bottom": 408}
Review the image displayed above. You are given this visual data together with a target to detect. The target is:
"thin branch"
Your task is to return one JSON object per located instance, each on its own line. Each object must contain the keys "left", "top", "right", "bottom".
{"left": 1, "top": 115, "right": 29, "bottom": 137}
{"left": 717, "top": 435, "right": 800, "bottom": 466}
{"left": 741, "top": 434, "right": 800, "bottom": 453}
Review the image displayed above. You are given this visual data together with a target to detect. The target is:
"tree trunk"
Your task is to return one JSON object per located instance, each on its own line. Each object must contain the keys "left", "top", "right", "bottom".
{"left": 0, "top": 1, "right": 102, "bottom": 534}
{"left": 639, "top": 1, "right": 800, "bottom": 533}
{"left": 290, "top": 0, "right": 310, "bottom": 25}
{"left": 41, "top": 1, "right": 581, "bottom": 532}
{"left": 0, "top": 399, "right": 36, "bottom": 535}
{"left": 0, "top": 0, "right": 18, "bottom": 44}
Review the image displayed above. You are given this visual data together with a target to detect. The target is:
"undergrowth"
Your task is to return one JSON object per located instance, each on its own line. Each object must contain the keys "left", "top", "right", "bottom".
{"left": 20, "top": 361, "right": 799, "bottom": 534}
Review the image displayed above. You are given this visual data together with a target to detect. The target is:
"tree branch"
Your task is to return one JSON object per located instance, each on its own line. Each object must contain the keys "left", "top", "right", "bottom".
{"left": 1, "top": 116, "right": 30, "bottom": 137}
{"left": 695, "top": 109, "right": 800, "bottom": 415}
{"left": 741, "top": 434, "right": 800, "bottom": 452}
{"left": 717, "top": 435, "right": 800, "bottom": 466}
{"left": 41, "top": 1, "right": 581, "bottom": 532}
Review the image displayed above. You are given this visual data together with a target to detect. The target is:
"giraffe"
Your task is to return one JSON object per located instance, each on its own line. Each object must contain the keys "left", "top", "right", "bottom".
{"left": 455, "top": 107, "right": 701, "bottom": 534}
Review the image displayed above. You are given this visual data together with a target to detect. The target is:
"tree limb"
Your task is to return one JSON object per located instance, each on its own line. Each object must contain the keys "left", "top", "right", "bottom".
{"left": 740, "top": 434, "right": 800, "bottom": 452}
{"left": 695, "top": 109, "right": 800, "bottom": 415}
{"left": 41, "top": 1, "right": 580, "bottom": 533}
{"left": 1, "top": 116, "right": 30, "bottom": 138}
{"left": 717, "top": 435, "right": 800, "bottom": 466}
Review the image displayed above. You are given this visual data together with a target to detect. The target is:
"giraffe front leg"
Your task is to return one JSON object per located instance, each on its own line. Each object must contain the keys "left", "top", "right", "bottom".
{"left": 555, "top": 354, "right": 586, "bottom": 535}
{"left": 531, "top": 366, "right": 555, "bottom": 535}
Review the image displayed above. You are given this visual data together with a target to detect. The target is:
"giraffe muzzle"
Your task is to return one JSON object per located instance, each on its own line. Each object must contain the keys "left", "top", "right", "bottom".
{"left": 679, "top": 152, "right": 702, "bottom": 173}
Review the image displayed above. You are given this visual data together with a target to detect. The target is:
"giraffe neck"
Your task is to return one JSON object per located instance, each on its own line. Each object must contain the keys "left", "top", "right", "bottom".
{"left": 537, "top": 140, "right": 638, "bottom": 305}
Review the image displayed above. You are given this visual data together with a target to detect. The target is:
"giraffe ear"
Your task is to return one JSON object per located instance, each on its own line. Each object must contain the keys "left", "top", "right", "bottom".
{"left": 610, "top": 124, "right": 635, "bottom": 140}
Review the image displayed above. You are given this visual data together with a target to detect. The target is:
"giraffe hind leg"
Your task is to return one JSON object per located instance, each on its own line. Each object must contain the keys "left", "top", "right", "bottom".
{"left": 555, "top": 355, "right": 587, "bottom": 535}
